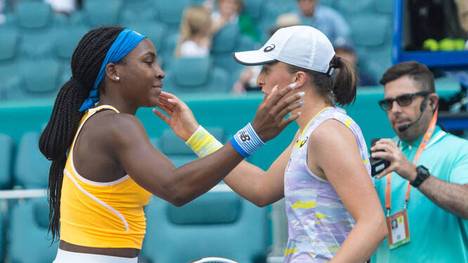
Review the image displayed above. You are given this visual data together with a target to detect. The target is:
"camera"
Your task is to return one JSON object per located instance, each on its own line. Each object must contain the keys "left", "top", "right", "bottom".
{"left": 370, "top": 138, "right": 390, "bottom": 177}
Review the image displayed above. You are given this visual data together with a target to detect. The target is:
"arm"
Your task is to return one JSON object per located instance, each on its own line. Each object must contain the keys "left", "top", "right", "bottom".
{"left": 153, "top": 90, "right": 302, "bottom": 206}
{"left": 372, "top": 139, "right": 468, "bottom": 219}
{"left": 117, "top": 87, "right": 301, "bottom": 206}
{"left": 112, "top": 114, "right": 243, "bottom": 206}
{"left": 312, "top": 120, "right": 387, "bottom": 263}
{"left": 222, "top": 140, "right": 295, "bottom": 207}
{"left": 418, "top": 177, "right": 468, "bottom": 219}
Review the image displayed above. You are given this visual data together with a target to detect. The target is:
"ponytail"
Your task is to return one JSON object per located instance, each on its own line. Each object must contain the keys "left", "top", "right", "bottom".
{"left": 330, "top": 56, "right": 357, "bottom": 106}
{"left": 39, "top": 79, "right": 88, "bottom": 242}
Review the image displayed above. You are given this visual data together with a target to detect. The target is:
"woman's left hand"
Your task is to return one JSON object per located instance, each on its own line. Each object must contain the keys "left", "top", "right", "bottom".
{"left": 153, "top": 91, "right": 199, "bottom": 141}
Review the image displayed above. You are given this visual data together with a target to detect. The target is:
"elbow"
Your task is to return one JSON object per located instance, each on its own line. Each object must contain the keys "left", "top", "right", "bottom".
{"left": 357, "top": 211, "right": 388, "bottom": 241}
{"left": 170, "top": 198, "right": 188, "bottom": 207}
{"left": 374, "top": 212, "right": 388, "bottom": 240}
{"left": 251, "top": 195, "right": 276, "bottom": 207}
{"left": 378, "top": 216, "right": 388, "bottom": 240}
{"left": 167, "top": 193, "right": 192, "bottom": 207}
{"left": 161, "top": 183, "right": 192, "bottom": 207}
{"left": 229, "top": 195, "right": 269, "bottom": 208}
{"left": 253, "top": 201, "right": 268, "bottom": 208}
{"left": 254, "top": 198, "right": 271, "bottom": 208}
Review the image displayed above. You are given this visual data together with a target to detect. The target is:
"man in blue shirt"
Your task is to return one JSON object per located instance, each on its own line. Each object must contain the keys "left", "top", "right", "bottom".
{"left": 295, "top": 0, "right": 351, "bottom": 46}
{"left": 371, "top": 61, "right": 468, "bottom": 262}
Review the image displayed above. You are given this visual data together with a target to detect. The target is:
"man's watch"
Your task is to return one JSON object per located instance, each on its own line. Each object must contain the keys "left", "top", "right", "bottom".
{"left": 410, "top": 165, "right": 431, "bottom": 188}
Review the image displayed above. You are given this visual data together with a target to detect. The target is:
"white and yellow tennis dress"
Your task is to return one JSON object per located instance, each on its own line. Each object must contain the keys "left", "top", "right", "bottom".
{"left": 284, "top": 107, "right": 371, "bottom": 262}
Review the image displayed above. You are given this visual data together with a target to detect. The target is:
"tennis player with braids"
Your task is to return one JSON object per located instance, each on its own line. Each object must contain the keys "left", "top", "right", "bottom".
{"left": 39, "top": 26, "right": 303, "bottom": 262}
{"left": 158, "top": 26, "right": 387, "bottom": 262}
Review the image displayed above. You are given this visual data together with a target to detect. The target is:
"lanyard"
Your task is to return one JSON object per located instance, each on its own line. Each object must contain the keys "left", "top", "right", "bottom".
{"left": 385, "top": 109, "right": 438, "bottom": 216}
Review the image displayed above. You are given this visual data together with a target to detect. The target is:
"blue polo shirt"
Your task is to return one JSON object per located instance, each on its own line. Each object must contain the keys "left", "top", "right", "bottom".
{"left": 372, "top": 126, "right": 468, "bottom": 263}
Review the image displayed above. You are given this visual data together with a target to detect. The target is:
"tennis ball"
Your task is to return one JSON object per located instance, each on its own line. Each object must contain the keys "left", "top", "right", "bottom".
{"left": 422, "top": 39, "right": 438, "bottom": 51}
{"left": 439, "top": 38, "right": 455, "bottom": 51}
{"left": 453, "top": 38, "right": 465, "bottom": 50}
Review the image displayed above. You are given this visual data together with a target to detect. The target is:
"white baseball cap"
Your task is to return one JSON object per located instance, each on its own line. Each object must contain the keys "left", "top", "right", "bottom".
{"left": 234, "top": 25, "right": 335, "bottom": 75}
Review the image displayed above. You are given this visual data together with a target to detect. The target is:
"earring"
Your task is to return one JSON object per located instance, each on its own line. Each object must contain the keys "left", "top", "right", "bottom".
{"left": 115, "top": 76, "right": 120, "bottom": 81}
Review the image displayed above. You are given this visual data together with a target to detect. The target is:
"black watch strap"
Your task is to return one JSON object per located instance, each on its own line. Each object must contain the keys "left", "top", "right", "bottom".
{"left": 411, "top": 165, "right": 430, "bottom": 188}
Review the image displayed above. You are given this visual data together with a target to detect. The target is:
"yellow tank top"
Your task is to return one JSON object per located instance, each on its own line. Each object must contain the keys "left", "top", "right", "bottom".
{"left": 60, "top": 105, "right": 152, "bottom": 249}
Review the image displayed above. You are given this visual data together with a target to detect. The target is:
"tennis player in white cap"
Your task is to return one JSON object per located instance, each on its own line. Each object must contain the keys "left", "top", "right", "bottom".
{"left": 156, "top": 25, "right": 387, "bottom": 262}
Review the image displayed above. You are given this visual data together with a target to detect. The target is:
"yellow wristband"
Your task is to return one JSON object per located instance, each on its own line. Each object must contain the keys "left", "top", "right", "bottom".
{"left": 185, "top": 126, "right": 223, "bottom": 157}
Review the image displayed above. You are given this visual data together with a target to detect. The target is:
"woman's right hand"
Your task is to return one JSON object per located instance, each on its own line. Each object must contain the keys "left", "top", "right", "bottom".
{"left": 251, "top": 85, "right": 304, "bottom": 142}
{"left": 153, "top": 91, "right": 199, "bottom": 141}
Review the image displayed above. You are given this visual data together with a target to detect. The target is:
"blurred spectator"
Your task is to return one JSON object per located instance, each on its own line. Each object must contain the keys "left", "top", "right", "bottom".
{"left": 269, "top": 13, "right": 301, "bottom": 36}
{"left": 232, "top": 66, "right": 261, "bottom": 94}
{"left": 0, "top": 0, "right": 5, "bottom": 24}
{"left": 295, "top": 0, "right": 351, "bottom": 46}
{"left": 45, "top": 0, "right": 77, "bottom": 14}
{"left": 232, "top": 13, "right": 301, "bottom": 94}
{"left": 455, "top": 0, "right": 468, "bottom": 33}
{"left": 334, "top": 42, "right": 377, "bottom": 87}
{"left": 175, "top": 6, "right": 213, "bottom": 58}
{"left": 210, "top": 0, "right": 260, "bottom": 42}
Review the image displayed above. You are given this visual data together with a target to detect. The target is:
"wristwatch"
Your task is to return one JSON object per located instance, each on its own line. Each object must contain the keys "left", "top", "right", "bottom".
{"left": 410, "top": 165, "right": 431, "bottom": 188}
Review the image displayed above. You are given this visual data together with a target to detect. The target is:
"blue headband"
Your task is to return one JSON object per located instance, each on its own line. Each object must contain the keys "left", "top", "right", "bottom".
{"left": 79, "top": 28, "right": 146, "bottom": 112}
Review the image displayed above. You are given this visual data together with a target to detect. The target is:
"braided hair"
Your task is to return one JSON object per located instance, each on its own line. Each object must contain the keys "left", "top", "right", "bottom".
{"left": 39, "top": 26, "right": 124, "bottom": 242}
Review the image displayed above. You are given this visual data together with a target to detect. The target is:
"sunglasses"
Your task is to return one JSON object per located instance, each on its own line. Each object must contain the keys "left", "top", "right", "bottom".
{"left": 378, "top": 91, "right": 430, "bottom": 111}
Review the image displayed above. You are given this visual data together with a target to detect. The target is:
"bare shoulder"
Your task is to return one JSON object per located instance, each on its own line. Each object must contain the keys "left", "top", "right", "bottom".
{"left": 307, "top": 119, "right": 364, "bottom": 179}
{"left": 308, "top": 119, "right": 355, "bottom": 150}
{"left": 94, "top": 111, "right": 148, "bottom": 146}
{"left": 106, "top": 112, "right": 144, "bottom": 131}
